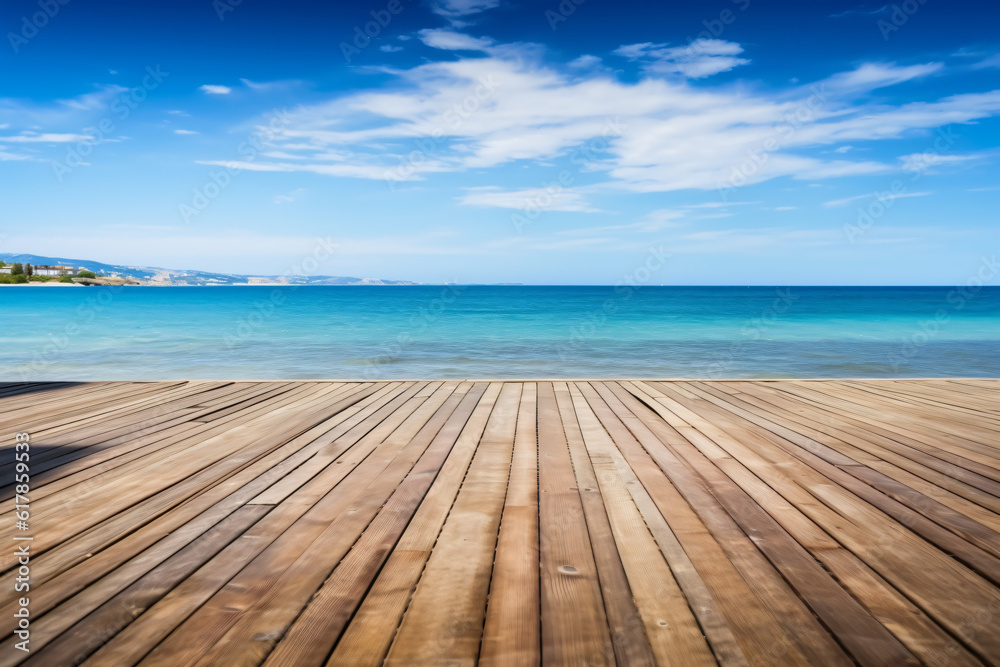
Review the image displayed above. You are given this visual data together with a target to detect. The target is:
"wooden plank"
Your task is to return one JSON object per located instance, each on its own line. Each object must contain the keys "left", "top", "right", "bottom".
{"left": 702, "top": 382, "right": 1000, "bottom": 527}
{"left": 382, "top": 383, "right": 520, "bottom": 665}
{"left": 16, "top": 505, "right": 272, "bottom": 667}
{"left": 480, "top": 382, "right": 541, "bottom": 667}
{"left": 1, "top": 382, "right": 305, "bottom": 505}
{"left": 625, "top": 380, "right": 920, "bottom": 666}
{"left": 0, "top": 383, "right": 394, "bottom": 624}
{"left": 536, "top": 381, "right": 615, "bottom": 666}
{"left": 659, "top": 382, "right": 987, "bottom": 665}
{"left": 326, "top": 384, "right": 502, "bottom": 667}
{"left": 569, "top": 383, "right": 717, "bottom": 667}
{"left": 775, "top": 382, "right": 1000, "bottom": 477}
{"left": 84, "top": 385, "right": 432, "bottom": 667}
{"left": 134, "top": 383, "right": 443, "bottom": 667}
{"left": 742, "top": 382, "right": 1000, "bottom": 498}
{"left": 691, "top": 383, "right": 1000, "bottom": 562}
{"left": 257, "top": 383, "right": 486, "bottom": 666}
{"left": 601, "top": 381, "right": 850, "bottom": 666}
{"left": 580, "top": 382, "right": 748, "bottom": 666}
{"left": 0, "top": 379, "right": 994, "bottom": 665}
{"left": 553, "top": 382, "right": 656, "bottom": 667}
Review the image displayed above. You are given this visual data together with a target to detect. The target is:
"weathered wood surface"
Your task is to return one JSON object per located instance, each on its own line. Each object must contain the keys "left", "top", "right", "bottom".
{"left": 0, "top": 379, "right": 998, "bottom": 666}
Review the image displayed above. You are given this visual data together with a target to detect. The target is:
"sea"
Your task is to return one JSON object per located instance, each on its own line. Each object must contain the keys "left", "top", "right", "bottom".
{"left": 2, "top": 286, "right": 999, "bottom": 380}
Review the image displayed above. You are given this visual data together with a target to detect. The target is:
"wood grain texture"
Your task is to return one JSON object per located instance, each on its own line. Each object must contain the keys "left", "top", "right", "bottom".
{"left": 0, "top": 380, "right": 992, "bottom": 666}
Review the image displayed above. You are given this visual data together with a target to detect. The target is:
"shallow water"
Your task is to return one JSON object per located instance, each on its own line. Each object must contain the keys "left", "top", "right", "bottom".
{"left": 2, "top": 285, "right": 998, "bottom": 379}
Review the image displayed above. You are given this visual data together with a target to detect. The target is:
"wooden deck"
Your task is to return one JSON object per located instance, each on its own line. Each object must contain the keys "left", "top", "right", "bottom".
{"left": 1, "top": 380, "right": 999, "bottom": 666}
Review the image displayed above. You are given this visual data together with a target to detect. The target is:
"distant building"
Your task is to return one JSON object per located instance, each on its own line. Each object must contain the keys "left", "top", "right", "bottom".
{"left": 0, "top": 264, "right": 75, "bottom": 275}
{"left": 34, "top": 265, "right": 76, "bottom": 276}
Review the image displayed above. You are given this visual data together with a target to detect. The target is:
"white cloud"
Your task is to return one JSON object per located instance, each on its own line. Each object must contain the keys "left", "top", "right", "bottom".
{"left": 613, "top": 39, "right": 749, "bottom": 78}
{"left": 0, "top": 86, "right": 125, "bottom": 130}
{"left": 822, "top": 62, "right": 942, "bottom": 92}
{"left": 273, "top": 187, "right": 306, "bottom": 204}
{"left": 973, "top": 54, "right": 1000, "bottom": 70}
{"left": 430, "top": 0, "right": 499, "bottom": 18}
{"left": 459, "top": 186, "right": 601, "bottom": 212}
{"left": 569, "top": 55, "right": 602, "bottom": 69}
{"left": 174, "top": 129, "right": 198, "bottom": 135}
{"left": 899, "top": 151, "right": 981, "bottom": 173}
{"left": 380, "top": 45, "right": 404, "bottom": 53}
{"left": 0, "top": 132, "right": 90, "bottom": 143}
{"left": 418, "top": 29, "right": 493, "bottom": 51}
{"left": 239, "top": 78, "right": 302, "bottom": 92}
{"left": 834, "top": 145, "right": 853, "bottom": 153}
{"left": 196, "top": 41, "right": 1000, "bottom": 196}
{"left": 822, "top": 191, "right": 932, "bottom": 207}
{"left": 774, "top": 206, "right": 797, "bottom": 211}
{"left": 199, "top": 84, "right": 232, "bottom": 95}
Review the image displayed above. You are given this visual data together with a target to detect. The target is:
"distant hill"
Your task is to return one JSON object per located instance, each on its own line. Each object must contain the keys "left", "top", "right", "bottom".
{"left": 0, "top": 253, "right": 417, "bottom": 286}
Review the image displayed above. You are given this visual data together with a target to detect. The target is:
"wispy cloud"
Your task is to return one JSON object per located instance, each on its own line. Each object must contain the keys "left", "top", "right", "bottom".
{"left": 418, "top": 29, "right": 493, "bottom": 51}
{"left": 273, "top": 187, "right": 306, "bottom": 204}
{"left": 199, "top": 84, "right": 232, "bottom": 95}
{"left": 430, "top": 0, "right": 500, "bottom": 19}
{"left": 193, "top": 35, "right": 1000, "bottom": 196}
{"left": 973, "top": 54, "right": 1000, "bottom": 70}
{"left": 823, "top": 62, "right": 942, "bottom": 93}
{"left": 822, "top": 191, "right": 932, "bottom": 207}
{"left": 459, "top": 186, "right": 601, "bottom": 212}
{"left": 613, "top": 39, "right": 749, "bottom": 78}
{"left": 173, "top": 129, "right": 198, "bottom": 135}
{"left": 830, "top": 5, "right": 890, "bottom": 17}
{"left": 0, "top": 132, "right": 90, "bottom": 143}
{"left": 899, "top": 151, "right": 984, "bottom": 173}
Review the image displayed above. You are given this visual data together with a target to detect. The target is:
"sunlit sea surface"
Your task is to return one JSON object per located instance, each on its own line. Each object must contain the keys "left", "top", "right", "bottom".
{"left": 2, "top": 286, "right": 999, "bottom": 380}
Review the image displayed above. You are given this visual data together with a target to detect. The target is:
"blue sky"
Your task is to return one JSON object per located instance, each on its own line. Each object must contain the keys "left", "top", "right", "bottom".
{"left": 1, "top": 0, "right": 998, "bottom": 284}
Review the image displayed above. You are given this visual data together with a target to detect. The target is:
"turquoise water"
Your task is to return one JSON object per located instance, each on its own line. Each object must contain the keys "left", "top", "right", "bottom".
{"left": 2, "top": 286, "right": 999, "bottom": 379}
